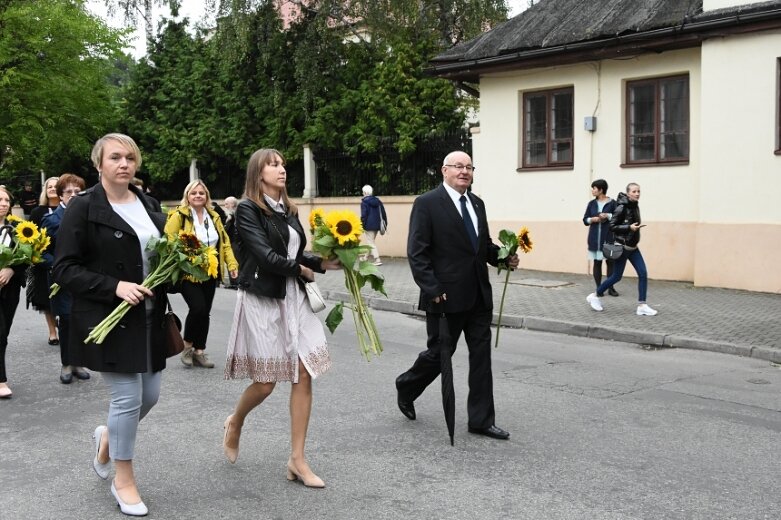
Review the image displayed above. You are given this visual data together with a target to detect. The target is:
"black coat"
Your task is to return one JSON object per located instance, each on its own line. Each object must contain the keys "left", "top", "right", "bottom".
{"left": 234, "top": 199, "right": 323, "bottom": 299}
{"left": 53, "top": 183, "right": 168, "bottom": 373}
{"left": 583, "top": 198, "right": 616, "bottom": 251}
{"left": 609, "top": 192, "right": 642, "bottom": 248}
{"left": 407, "top": 184, "right": 499, "bottom": 314}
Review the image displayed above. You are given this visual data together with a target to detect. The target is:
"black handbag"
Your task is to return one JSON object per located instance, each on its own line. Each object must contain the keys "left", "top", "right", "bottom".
{"left": 601, "top": 242, "right": 624, "bottom": 260}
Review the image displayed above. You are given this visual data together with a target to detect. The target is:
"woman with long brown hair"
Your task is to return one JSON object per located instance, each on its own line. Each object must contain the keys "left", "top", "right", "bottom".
{"left": 223, "top": 148, "right": 340, "bottom": 488}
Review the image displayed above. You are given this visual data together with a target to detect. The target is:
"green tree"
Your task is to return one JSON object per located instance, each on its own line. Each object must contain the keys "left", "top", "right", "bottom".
{"left": 0, "top": 0, "right": 127, "bottom": 177}
{"left": 102, "top": 0, "right": 181, "bottom": 43}
{"left": 123, "top": 17, "right": 211, "bottom": 181}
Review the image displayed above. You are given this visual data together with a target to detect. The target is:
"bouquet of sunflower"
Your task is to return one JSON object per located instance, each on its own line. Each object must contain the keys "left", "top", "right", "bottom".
{"left": 309, "top": 208, "right": 386, "bottom": 360}
{"left": 494, "top": 227, "right": 533, "bottom": 348}
{"left": 85, "top": 231, "right": 218, "bottom": 344}
{"left": 0, "top": 216, "right": 51, "bottom": 268}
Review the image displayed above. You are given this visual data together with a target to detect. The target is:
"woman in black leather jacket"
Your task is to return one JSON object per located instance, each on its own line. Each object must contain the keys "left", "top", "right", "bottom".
{"left": 587, "top": 183, "right": 657, "bottom": 316}
{"left": 222, "top": 148, "right": 340, "bottom": 488}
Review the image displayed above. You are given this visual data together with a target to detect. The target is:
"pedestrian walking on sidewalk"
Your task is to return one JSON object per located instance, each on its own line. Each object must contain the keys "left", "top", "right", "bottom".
{"left": 587, "top": 182, "right": 657, "bottom": 316}
{"left": 583, "top": 179, "right": 618, "bottom": 296}
{"left": 360, "top": 185, "right": 387, "bottom": 266}
{"left": 54, "top": 133, "right": 169, "bottom": 517}
{"left": 395, "top": 150, "right": 518, "bottom": 441}
{"left": 222, "top": 148, "right": 340, "bottom": 488}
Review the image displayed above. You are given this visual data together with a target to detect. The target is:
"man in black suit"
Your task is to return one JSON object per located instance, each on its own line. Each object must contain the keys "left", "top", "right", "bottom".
{"left": 395, "top": 150, "right": 518, "bottom": 440}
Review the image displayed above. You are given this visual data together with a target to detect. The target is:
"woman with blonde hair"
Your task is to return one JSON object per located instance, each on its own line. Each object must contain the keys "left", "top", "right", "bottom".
{"left": 54, "top": 133, "right": 169, "bottom": 515}
{"left": 164, "top": 180, "right": 238, "bottom": 368}
{"left": 223, "top": 148, "right": 340, "bottom": 487}
{"left": 29, "top": 176, "right": 60, "bottom": 345}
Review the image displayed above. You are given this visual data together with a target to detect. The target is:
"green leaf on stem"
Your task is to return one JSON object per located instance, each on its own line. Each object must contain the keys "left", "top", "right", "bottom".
{"left": 325, "top": 302, "right": 344, "bottom": 333}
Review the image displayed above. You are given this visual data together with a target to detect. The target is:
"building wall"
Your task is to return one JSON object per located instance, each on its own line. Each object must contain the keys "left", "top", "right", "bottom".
{"left": 697, "top": 31, "right": 781, "bottom": 292}
{"left": 472, "top": 41, "right": 780, "bottom": 293}
{"left": 472, "top": 48, "right": 702, "bottom": 283}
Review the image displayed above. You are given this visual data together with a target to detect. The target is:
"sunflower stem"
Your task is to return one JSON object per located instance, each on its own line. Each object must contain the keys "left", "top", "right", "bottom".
{"left": 494, "top": 268, "right": 511, "bottom": 349}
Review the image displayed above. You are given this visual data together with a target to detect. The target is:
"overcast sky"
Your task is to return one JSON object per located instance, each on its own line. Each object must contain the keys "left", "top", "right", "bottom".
{"left": 87, "top": 0, "right": 530, "bottom": 59}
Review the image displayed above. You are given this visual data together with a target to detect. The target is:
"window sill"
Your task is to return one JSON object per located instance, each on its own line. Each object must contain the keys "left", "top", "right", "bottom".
{"left": 620, "top": 160, "right": 689, "bottom": 168}
{"left": 516, "top": 165, "right": 573, "bottom": 172}
{"left": 774, "top": 149, "right": 781, "bottom": 156}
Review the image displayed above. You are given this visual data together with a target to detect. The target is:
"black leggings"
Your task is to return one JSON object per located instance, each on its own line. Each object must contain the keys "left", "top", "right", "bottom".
{"left": 593, "top": 259, "right": 615, "bottom": 289}
{"left": 0, "top": 286, "right": 21, "bottom": 383}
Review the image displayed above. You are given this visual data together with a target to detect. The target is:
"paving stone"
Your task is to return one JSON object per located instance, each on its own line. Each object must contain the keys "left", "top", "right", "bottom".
{"left": 316, "top": 258, "right": 781, "bottom": 358}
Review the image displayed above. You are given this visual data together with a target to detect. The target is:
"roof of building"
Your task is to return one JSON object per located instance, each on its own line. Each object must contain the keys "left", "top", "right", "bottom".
{"left": 430, "top": 0, "right": 781, "bottom": 81}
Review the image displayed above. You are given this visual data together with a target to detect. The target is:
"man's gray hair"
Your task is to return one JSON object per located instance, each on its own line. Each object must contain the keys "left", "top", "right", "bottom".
{"left": 362, "top": 185, "right": 373, "bottom": 196}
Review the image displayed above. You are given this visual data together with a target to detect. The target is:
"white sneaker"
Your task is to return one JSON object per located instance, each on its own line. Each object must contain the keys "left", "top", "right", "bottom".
{"left": 586, "top": 293, "right": 603, "bottom": 312}
{"left": 636, "top": 304, "right": 658, "bottom": 316}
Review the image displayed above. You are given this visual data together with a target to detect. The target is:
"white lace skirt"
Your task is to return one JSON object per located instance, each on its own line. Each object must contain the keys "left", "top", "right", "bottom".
{"left": 224, "top": 278, "right": 331, "bottom": 383}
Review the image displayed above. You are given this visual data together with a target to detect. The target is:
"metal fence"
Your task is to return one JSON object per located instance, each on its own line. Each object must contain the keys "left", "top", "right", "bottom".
{"left": 313, "top": 131, "right": 472, "bottom": 197}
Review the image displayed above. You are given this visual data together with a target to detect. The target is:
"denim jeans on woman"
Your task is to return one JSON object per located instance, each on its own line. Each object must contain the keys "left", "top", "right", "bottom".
{"left": 596, "top": 248, "right": 648, "bottom": 302}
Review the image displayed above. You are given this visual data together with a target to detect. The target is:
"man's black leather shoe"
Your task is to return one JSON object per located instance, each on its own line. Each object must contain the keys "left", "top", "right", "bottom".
{"left": 397, "top": 394, "right": 416, "bottom": 421}
{"left": 468, "top": 425, "right": 510, "bottom": 440}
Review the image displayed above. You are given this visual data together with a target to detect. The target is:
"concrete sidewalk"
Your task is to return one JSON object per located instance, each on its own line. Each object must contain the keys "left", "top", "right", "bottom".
{"left": 316, "top": 258, "right": 781, "bottom": 363}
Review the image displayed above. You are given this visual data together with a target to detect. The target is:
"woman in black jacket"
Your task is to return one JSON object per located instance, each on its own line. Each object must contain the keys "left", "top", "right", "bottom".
{"left": 223, "top": 148, "right": 340, "bottom": 488}
{"left": 587, "top": 183, "right": 657, "bottom": 316}
{"left": 54, "top": 134, "right": 168, "bottom": 516}
{"left": 0, "top": 186, "right": 27, "bottom": 399}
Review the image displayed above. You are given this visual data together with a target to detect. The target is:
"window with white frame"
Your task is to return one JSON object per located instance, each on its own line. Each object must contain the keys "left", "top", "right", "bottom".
{"left": 626, "top": 75, "right": 689, "bottom": 164}
{"left": 522, "top": 87, "right": 574, "bottom": 168}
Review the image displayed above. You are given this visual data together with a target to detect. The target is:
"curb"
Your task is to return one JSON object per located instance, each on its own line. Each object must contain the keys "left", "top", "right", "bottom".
{"left": 321, "top": 292, "right": 779, "bottom": 364}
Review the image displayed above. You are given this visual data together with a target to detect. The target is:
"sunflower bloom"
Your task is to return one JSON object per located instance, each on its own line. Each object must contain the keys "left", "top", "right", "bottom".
{"left": 518, "top": 227, "right": 533, "bottom": 253}
{"left": 308, "top": 207, "right": 385, "bottom": 361}
{"left": 309, "top": 207, "right": 325, "bottom": 232}
{"left": 178, "top": 231, "right": 202, "bottom": 254}
{"left": 0, "top": 218, "right": 49, "bottom": 273}
{"left": 326, "top": 210, "right": 362, "bottom": 246}
{"left": 15, "top": 221, "right": 40, "bottom": 244}
{"left": 206, "top": 247, "right": 219, "bottom": 278}
{"left": 495, "top": 227, "right": 533, "bottom": 349}
{"left": 34, "top": 228, "right": 51, "bottom": 253}
{"left": 85, "top": 231, "right": 217, "bottom": 345}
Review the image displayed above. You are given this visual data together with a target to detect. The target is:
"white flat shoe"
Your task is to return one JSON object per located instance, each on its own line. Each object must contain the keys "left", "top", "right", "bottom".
{"left": 92, "top": 425, "right": 111, "bottom": 480}
{"left": 111, "top": 480, "right": 148, "bottom": 517}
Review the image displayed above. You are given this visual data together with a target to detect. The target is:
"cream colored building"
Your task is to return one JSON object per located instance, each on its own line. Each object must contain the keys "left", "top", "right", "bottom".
{"left": 428, "top": 0, "right": 781, "bottom": 293}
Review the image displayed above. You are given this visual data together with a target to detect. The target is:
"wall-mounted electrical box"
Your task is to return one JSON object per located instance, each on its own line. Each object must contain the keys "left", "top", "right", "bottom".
{"left": 584, "top": 116, "right": 597, "bottom": 132}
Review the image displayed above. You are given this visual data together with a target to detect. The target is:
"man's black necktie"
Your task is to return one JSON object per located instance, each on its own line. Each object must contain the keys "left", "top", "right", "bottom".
{"left": 460, "top": 195, "right": 478, "bottom": 251}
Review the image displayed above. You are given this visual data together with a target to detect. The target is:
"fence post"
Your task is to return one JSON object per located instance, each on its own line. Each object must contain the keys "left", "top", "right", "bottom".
{"left": 189, "top": 159, "right": 199, "bottom": 181}
{"left": 302, "top": 144, "right": 318, "bottom": 198}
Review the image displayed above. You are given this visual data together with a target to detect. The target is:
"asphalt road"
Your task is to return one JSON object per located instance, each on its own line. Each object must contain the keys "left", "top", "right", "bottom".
{"left": 1, "top": 289, "right": 779, "bottom": 519}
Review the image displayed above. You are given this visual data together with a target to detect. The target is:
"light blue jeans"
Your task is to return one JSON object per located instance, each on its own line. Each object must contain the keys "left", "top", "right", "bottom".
{"left": 101, "top": 309, "right": 161, "bottom": 461}
{"left": 596, "top": 248, "right": 648, "bottom": 302}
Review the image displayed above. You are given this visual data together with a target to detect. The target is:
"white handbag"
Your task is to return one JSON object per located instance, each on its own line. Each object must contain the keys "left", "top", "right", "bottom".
{"left": 302, "top": 279, "right": 326, "bottom": 313}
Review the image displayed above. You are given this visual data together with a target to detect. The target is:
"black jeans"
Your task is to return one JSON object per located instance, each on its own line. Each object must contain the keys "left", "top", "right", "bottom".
{"left": 180, "top": 278, "right": 217, "bottom": 350}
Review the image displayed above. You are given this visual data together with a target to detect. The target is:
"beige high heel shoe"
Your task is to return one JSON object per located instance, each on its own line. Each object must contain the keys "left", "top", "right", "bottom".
{"left": 223, "top": 415, "right": 239, "bottom": 464}
{"left": 286, "top": 459, "right": 325, "bottom": 488}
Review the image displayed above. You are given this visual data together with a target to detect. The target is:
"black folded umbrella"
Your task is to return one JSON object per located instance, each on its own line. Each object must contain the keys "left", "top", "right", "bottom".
{"left": 439, "top": 312, "right": 456, "bottom": 446}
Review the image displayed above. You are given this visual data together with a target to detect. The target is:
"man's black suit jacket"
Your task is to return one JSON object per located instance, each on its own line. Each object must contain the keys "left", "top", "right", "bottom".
{"left": 407, "top": 184, "right": 499, "bottom": 314}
